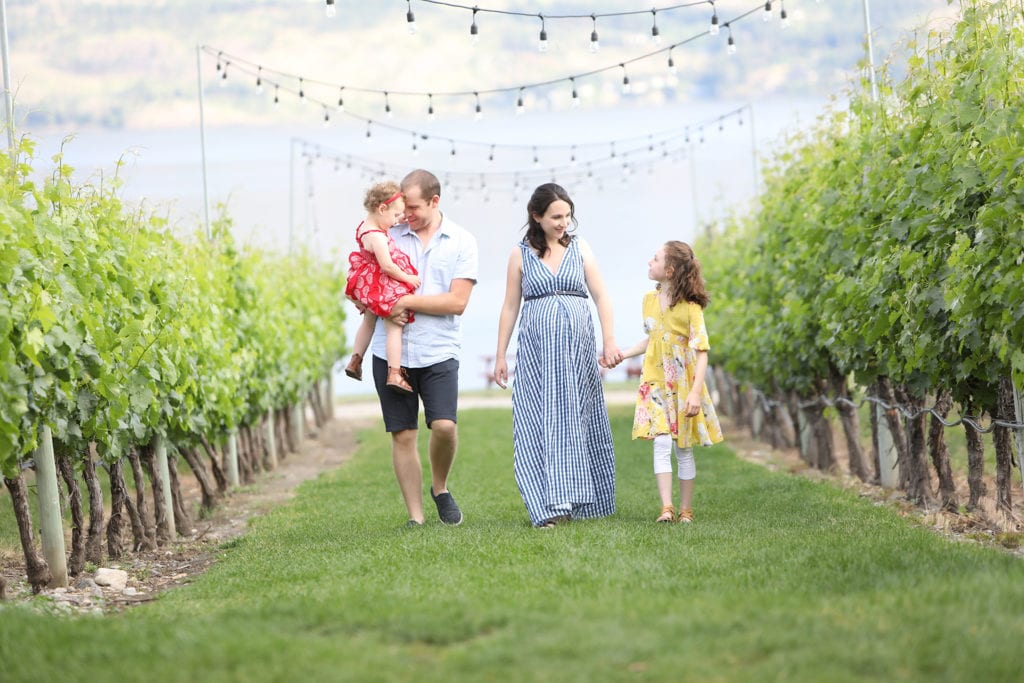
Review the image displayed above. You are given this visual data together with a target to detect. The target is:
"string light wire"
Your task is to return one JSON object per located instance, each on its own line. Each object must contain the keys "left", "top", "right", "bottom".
{"left": 208, "top": 1, "right": 773, "bottom": 117}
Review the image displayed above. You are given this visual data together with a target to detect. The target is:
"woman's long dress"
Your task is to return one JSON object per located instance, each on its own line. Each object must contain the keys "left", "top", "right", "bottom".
{"left": 512, "top": 238, "right": 616, "bottom": 526}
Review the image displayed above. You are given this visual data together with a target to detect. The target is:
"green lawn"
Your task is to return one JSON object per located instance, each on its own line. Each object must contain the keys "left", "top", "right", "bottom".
{"left": 1, "top": 406, "right": 1022, "bottom": 682}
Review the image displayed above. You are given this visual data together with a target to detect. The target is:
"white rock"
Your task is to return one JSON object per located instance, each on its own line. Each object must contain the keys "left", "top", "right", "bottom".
{"left": 94, "top": 568, "right": 129, "bottom": 591}
{"left": 123, "top": 587, "right": 138, "bottom": 596}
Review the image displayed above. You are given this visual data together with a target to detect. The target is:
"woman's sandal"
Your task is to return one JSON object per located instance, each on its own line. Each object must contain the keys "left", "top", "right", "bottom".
{"left": 677, "top": 508, "right": 694, "bottom": 523}
{"left": 656, "top": 504, "right": 676, "bottom": 523}
{"left": 540, "top": 514, "right": 571, "bottom": 528}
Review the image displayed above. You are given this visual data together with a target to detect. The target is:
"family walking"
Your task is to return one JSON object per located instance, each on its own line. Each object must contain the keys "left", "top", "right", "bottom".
{"left": 344, "top": 172, "right": 722, "bottom": 529}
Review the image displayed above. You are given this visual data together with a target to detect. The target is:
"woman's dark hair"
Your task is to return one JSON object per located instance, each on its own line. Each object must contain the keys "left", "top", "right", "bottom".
{"left": 661, "top": 240, "right": 709, "bottom": 308}
{"left": 523, "top": 183, "right": 577, "bottom": 257}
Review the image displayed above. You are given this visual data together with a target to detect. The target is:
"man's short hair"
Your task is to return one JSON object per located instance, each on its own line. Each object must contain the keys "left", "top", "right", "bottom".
{"left": 401, "top": 169, "right": 441, "bottom": 202}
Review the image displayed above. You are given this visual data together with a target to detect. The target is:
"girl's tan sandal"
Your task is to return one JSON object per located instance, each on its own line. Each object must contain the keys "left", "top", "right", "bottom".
{"left": 656, "top": 504, "right": 676, "bottom": 523}
{"left": 677, "top": 508, "right": 694, "bottom": 523}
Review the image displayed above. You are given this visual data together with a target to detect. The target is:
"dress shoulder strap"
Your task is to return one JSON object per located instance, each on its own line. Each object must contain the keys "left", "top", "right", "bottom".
{"left": 356, "top": 221, "right": 388, "bottom": 241}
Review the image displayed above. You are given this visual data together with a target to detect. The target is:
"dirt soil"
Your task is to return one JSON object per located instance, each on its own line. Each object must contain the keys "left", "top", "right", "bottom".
{"left": 0, "top": 407, "right": 376, "bottom": 614}
{"left": 2, "top": 394, "right": 1020, "bottom": 615}
{"left": 719, "top": 416, "right": 1024, "bottom": 558}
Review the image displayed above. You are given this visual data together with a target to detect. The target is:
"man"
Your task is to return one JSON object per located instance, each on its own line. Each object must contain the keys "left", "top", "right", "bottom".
{"left": 369, "top": 169, "right": 478, "bottom": 527}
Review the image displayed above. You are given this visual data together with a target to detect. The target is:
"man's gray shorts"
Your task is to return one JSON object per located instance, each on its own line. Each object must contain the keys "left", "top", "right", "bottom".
{"left": 372, "top": 356, "right": 459, "bottom": 432}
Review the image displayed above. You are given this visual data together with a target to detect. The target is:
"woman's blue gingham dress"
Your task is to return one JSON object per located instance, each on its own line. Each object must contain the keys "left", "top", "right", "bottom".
{"left": 512, "top": 238, "right": 616, "bottom": 526}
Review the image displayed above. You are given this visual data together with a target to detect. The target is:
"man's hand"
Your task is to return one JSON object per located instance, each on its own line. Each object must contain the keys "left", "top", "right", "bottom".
{"left": 389, "top": 296, "right": 412, "bottom": 326}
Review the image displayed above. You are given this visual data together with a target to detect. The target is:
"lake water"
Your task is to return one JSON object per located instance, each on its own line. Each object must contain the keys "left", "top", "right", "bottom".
{"left": 27, "top": 99, "right": 826, "bottom": 396}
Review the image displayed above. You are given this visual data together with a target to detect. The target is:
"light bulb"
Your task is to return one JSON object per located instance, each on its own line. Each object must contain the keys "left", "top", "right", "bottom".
{"left": 538, "top": 29, "right": 548, "bottom": 52}
{"left": 325, "top": 1, "right": 336, "bottom": 18}
{"left": 709, "top": 14, "right": 720, "bottom": 36}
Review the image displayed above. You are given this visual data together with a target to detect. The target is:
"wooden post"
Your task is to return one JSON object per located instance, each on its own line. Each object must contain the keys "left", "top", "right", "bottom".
{"left": 705, "top": 366, "right": 720, "bottom": 407}
{"left": 225, "top": 430, "right": 240, "bottom": 488}
{"left": 751, "top": 397, "right": 764, "bottom": 439}
{"left": 291, "top": 403, "right": 304, "bottom": 446}
{"left": 796, "top": 406, "right": 811, "bottom": 461}
{"left": 265, "top": 408, "right": 278, "bottom": 470}
{"left": 154, "top": 435, "right": 176, "bottom": 538}
{"left": 876, "top": 403, "right": 899, "bottom": 488}
{"left": 33, "top": 425, "right": 68, "bottom": 587}
{"left": 1012, "top": 380, "right": 1024, "bottom": 479}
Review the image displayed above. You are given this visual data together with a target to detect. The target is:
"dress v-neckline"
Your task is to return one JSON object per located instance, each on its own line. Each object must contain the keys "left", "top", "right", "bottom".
{"left": 533, "top": 241, "right": 569, "bottom": 278}
{"left": 657, "top": 290, "right": 673, "bottom": 316}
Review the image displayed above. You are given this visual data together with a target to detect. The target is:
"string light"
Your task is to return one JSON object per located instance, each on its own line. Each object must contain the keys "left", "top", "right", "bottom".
{"left": 516, "top": 87, "right": 525, "bottom": 115}
{"left": 323, "top": 107, "right": 331, "bottom": 127}
{"left": 651, "top": 10, "right": 661, "bottom": 45}
{"left": 709, "top": 1, "right": 720, "bottom": 35}
{"left": 325, "top": 0, "right": 335, "bottom": 18}
{"left": 384, "top": 91, "right": 392, "bottom": 118}
{"left": 489, "top": 144, "right": 495, "bottom": 162}
{"left": 780, "top": 0, "right": 789, "bottom": 28}
{"left": 208, "top": 4, "right": 781, "bottom": 122}
{"left": 219, "top": 61, "right": 229, "bottom": 87}
{"left": 411, "top": 132, "right": 419, "bottom": 155}
{"left": 474, "top": 92, "right": 483, "bottom": 120}
{"left": 428, "top": 93, "right": 435, "bottom": 120}
{"left": 727, "top": 25, "right": 737, "bottom": 55}
{"left": 299, "top": 77, "right": 305, "bottom": 103}
{"left": 589, "top": 14, "right": 599, "bottom": 52}
{"left": 620, "top": 64, "right": 631, "bottom": 94}
{"left": 667, "top": 48, "right": 677, "bottom": 75}
{"left": 337, "top": 87, "right": 345, "bottom": 111}
{"left": 570, "top": 77, "right": 580, "bottom": 107}
{"left": 256, "top": 67, "right": 263, "bottom": 93}
{"left": 763, "top": 1, "right": 772, "bottom": 22}
{"left": 538, "top": 15, "right": 548, "bottom": 52}
{"left": 406, "top": 0, "right": 417, "bottom": 34}
{"left": 470, "top": 8, "right": 479, "bottom": 45}
{"left": 208, "top": 46, "right": 748, "bottom": 171}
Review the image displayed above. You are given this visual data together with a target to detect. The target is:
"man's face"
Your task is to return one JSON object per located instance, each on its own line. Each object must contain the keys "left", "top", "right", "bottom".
{"left": 402, "top": 185, "right": 437, "bottom": 231}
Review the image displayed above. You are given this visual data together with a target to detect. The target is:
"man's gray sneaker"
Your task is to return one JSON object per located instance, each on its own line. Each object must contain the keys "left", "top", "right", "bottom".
{"left": 430, "top": 488, "right": 463, "bottom": 526}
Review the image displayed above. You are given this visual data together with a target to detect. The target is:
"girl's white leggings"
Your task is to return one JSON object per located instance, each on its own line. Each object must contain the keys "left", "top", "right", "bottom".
{"left": 653, "top": 434, "right": 696, "bottom": 480}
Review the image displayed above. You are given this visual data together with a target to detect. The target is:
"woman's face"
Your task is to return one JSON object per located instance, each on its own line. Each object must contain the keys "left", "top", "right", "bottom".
{"left": 533, "top": 199, "right": 572, "bottom": 242}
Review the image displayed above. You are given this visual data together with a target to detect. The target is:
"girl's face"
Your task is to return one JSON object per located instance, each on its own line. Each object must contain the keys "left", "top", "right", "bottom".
{"left": 648, "top": 246, "right": 671, "bottom": 282}
{"left": 533, "top": 199, "right": 572, "bottom": 243}
{"left": 378, "top": 198, "right": 405, "bottom": 227}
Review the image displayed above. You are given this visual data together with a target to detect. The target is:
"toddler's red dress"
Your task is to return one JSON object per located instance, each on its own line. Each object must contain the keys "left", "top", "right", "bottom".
{"left": 345, "top": 221, "right": 418, "bottom": 319}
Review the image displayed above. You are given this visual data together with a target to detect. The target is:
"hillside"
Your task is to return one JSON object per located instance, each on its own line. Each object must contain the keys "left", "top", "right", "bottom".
{"left": 6, "top": 0, "right": 959, "bottom": 131}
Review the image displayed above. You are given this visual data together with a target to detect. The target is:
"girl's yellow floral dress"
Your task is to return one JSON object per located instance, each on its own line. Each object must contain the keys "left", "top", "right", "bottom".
{"left": 631, "top": 291, "right": 724, "bottom": 448}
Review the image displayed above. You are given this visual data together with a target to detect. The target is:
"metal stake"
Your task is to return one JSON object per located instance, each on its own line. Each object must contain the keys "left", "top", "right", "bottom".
{"left": 196, "top": 45, "right": 211, "bottom": 239}
{"left": 1, "top": 0, "right": 17, "bottom": 165}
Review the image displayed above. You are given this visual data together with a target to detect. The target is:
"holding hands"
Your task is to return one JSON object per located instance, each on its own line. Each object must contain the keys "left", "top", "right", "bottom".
{"left": 600, "top": 342, "right": 623, "bottom": 369}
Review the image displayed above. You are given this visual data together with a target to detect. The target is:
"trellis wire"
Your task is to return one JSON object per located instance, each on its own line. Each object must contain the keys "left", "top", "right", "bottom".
{"left": 743, "top": 387, "right": 1024, "bottom": 434}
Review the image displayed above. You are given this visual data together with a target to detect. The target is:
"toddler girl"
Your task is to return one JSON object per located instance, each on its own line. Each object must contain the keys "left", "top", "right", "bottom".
{"left": 344, "top": 181, "right": 421, "bottom": 393}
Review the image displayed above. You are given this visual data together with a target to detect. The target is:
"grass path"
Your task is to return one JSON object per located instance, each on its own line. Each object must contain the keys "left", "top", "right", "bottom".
{"left": 1, "top": 405, "right": 1022, "bottom": 682}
